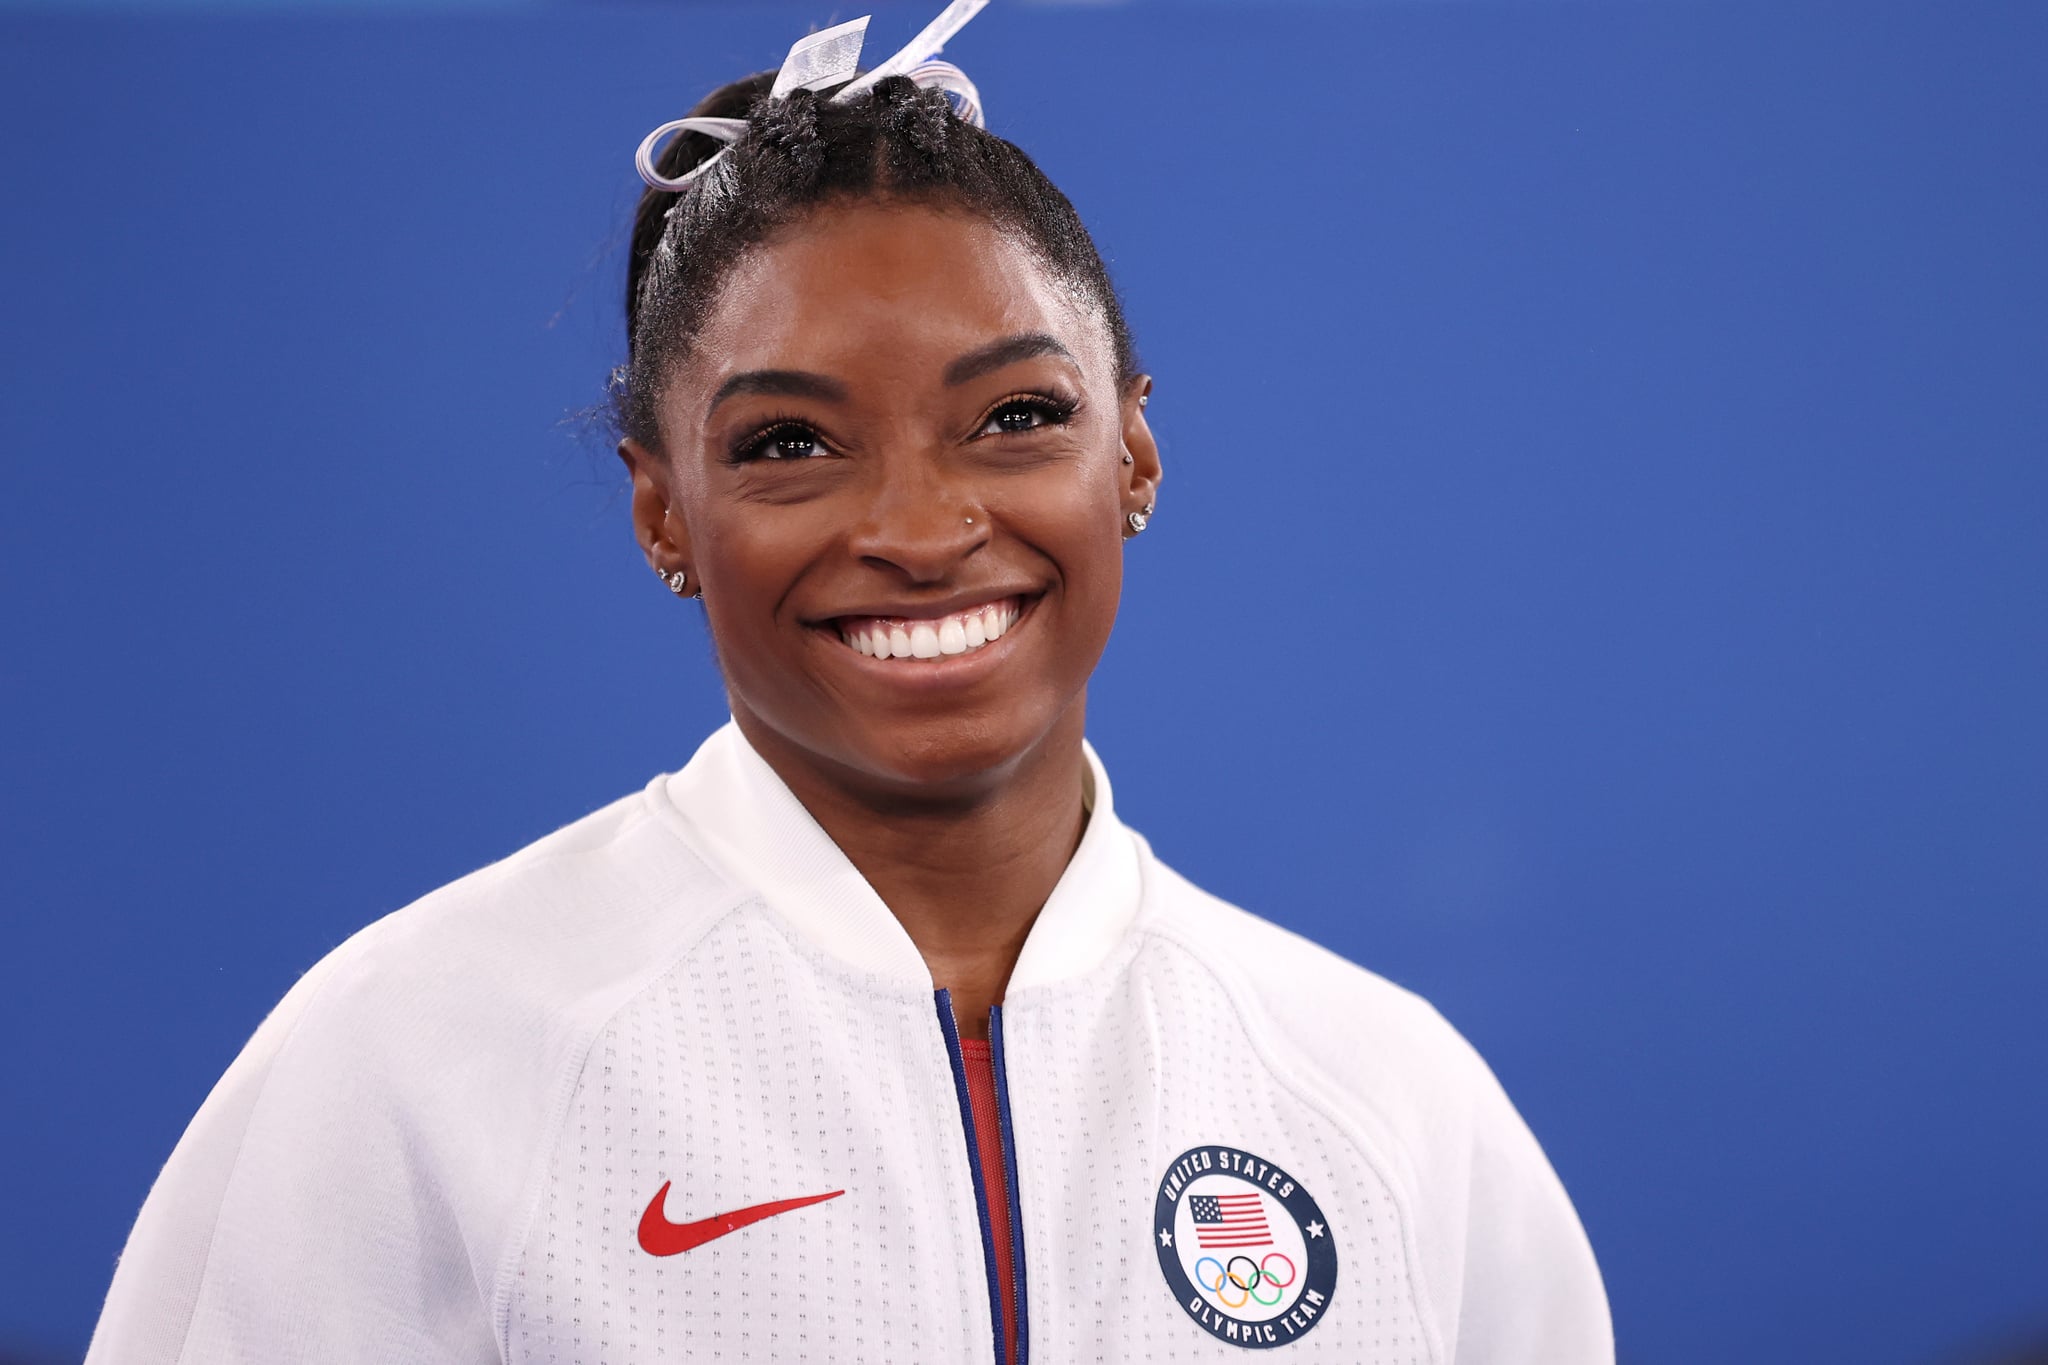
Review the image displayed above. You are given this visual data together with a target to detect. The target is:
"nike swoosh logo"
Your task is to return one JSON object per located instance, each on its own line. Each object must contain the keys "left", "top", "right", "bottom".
{"left": 637, "top": 1181, "right": 845, "bottom": 1257}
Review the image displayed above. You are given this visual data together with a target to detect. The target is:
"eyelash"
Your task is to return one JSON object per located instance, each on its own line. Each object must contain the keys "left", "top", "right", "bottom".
{"left": 724, "top": 391, "right": 1082, "bottom": 466}
{"left": 726, "top": 416, "right": 821, "bottom": 466}
{"left": 977, "top": 391, "right": 1082, "bottom": 437}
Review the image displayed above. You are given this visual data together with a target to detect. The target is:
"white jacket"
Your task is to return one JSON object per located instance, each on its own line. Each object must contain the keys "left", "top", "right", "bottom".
{"left": 88, "top": 723, "right": 1610, "bottom": 1363}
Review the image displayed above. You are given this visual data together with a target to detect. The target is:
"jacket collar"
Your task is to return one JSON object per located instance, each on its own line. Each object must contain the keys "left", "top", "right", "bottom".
{"left": 659, "top": 721, "right": 1142, "bottom": 994}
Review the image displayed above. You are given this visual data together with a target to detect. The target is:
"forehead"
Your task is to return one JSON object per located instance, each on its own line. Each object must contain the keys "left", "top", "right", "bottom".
{"left": 679, "top": 200, "right": 1109, "bottom": 401}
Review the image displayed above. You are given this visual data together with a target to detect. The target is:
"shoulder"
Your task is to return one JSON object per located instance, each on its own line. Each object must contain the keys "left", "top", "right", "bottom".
{"left": 327, "top": 779, "right": 739, "bottom": 1017}
{"left": 211, "top": 778, "right": 756, "bottom": 1184}
{"left": 90, "top": 777, "right": 758, "bottom": 1364}
{"left": 263, "top": 777, "right": 755, "bottom": 1133}
{"left": 258, "top": 779, "right": 769, "bottom": 1199}
{"left": 1136, "top": 848, "right": 1489, "bottom": 1143}
{"left": 292, "top": 779, "right": 740, "bottom": 1053}
{"left": 1132, "top": 843, "right": 1612, "bottom": 1359}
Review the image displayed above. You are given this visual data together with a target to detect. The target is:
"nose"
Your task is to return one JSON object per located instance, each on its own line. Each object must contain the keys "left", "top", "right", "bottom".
{"left": 843, "top": 449, "right": 984, "bottom": 583}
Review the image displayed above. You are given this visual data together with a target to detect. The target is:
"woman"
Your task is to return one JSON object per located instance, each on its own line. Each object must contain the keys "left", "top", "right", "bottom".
{"left": 88, "top": 7, "right": 1609, "bottom": 1361}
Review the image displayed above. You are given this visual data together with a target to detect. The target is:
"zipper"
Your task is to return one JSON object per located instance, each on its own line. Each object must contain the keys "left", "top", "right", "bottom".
{"left": 988, "top": 1005, "right": 1029, "bottom": 1365}
{"left": 935, "top": 989, "right": 1029, "bottom": 1365}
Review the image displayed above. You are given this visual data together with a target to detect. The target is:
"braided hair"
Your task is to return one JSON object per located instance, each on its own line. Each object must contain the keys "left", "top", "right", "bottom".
{"left": 617, "top": 73, "right": 1139, "bottom": 448}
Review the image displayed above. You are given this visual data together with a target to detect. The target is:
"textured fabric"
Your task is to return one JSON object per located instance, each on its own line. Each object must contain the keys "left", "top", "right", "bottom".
{"left": 960, "top": 1037, "right": 1019, "bottom": 1365}
{"left": 87, "top": 721, "right": 1611, "bottom": 1364}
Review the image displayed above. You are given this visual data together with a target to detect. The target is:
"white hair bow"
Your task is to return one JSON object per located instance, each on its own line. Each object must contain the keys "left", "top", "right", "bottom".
{"left": 634, "top": 0, "right": 989, "bottom": 193}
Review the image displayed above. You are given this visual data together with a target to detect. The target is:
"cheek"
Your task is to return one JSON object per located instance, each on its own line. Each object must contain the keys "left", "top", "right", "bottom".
{"left": 688, "top": 510, "right": 822, "bottom": 664}
{"left": 996, "top": 462, "right": 1126, "bottom": 617}
{"left": 691, "top": 488, "right": 830, "bottom": 593}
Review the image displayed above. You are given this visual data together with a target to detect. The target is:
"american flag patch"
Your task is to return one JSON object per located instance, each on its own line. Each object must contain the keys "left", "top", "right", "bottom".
{"left": 1189, "top": 1192, "right": 1271, "bottom": 1248}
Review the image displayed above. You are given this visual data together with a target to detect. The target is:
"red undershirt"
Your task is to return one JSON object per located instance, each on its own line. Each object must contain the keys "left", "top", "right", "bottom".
{"left": 958, "top": 1038, "right": 1019, "bottom": 1364}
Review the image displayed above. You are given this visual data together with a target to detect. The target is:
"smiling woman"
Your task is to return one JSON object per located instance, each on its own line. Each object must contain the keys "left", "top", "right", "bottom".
{"left": 84, "top": 7, "right": 1608, "bottom": 1364}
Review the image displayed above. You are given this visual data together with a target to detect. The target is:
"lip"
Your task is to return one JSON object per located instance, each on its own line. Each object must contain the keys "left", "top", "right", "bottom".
{"left": 807, "top": 593, "right": 1042, "bottom": 688}
{"left": 807, "top": 588, "right": 1042, "bottom": 627}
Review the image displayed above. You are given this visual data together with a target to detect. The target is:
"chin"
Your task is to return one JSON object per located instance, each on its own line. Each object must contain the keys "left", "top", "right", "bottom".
{"left": 866, "top": 715, "right": 1043, "bottom": 790}
{"left": 835, "top": 700, "right": 1075, "bottom": 800}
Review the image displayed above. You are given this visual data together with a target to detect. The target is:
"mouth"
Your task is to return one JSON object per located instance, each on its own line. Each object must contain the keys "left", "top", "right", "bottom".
{"left": 829, "top": 595, "right": 1030, "bottom": 662}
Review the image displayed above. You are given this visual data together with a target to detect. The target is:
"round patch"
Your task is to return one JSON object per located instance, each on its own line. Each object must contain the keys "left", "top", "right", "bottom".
{"left": 1152, "top": 1145, "right": 1337, "bottom": 1349}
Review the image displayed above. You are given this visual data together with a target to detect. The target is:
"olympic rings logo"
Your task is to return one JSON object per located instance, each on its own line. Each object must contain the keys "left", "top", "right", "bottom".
{"left": 1193, "top": 1252, "right": 1297, "bottom": 1309}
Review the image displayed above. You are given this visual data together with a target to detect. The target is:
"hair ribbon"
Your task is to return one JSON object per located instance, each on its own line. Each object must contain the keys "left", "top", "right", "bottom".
{"left": 635, "top": 0, "right": 989, "bottom": 193}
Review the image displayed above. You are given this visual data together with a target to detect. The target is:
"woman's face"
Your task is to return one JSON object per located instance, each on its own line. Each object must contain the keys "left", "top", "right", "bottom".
{"left": 624, "top": 200, "right": 1160, "bottom": 799}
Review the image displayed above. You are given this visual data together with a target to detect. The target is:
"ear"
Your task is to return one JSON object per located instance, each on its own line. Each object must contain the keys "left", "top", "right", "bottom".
{"left": 1118, "top": 375, "right": 1162, "bottom": 536}
{"left": 619, "top": 436, "right": 697, "bottom": 593}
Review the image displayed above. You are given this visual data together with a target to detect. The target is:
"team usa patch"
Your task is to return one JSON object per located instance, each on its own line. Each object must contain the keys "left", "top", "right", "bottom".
{"left": 1153, "top": 1146, "right": 1337, "bottom": 1349}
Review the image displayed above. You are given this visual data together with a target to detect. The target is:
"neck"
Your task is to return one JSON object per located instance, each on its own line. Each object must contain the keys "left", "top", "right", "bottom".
{"left": 735, "top": 708, "right": 1090, "bottom": 1041}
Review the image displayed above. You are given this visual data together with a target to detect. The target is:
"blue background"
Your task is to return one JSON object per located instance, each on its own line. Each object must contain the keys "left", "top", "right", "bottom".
{"left": 3, "top": 2, "right": 2044, "bottom": 1361}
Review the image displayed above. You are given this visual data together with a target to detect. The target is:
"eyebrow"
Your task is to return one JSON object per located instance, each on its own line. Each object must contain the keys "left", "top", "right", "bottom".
{"left": 708, "top": 369, "right": 849, "bottom": 416}
{"left": 944, "top": 333, "right": 1078, "bottom": 387}
{"left": 705, "top": 333, "right": 1077, "bottom": 417}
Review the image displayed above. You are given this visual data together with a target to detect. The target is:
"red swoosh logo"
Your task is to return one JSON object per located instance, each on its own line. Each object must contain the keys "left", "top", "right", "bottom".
{"left": 637, "top": 1181, "right": 845, "bottom": 1257}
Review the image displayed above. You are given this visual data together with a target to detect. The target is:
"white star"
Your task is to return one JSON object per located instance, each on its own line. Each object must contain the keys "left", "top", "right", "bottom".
{"left": 1158, "top": 1228, "right": 1173, "bottom": 1247}
{"left": 1305, "top": 1220, "right": 1325, "bottom": 1239}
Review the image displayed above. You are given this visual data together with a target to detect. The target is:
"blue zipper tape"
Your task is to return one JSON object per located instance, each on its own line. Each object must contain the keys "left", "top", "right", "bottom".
{"left": 935, "top": 988, "right": 1009, "bottom": 1365}
{"left": 988, "top": 1005, "right": 1029, "bottom": 1365}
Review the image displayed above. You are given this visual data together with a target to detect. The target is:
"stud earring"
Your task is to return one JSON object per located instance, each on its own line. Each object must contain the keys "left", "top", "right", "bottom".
{"left": 654, "top": 563, "right": 688, "bottom": 595}
{"left": 1142, "top": 500, "right": 1155, "bottom": 516}
{"left": 1127, "top": 510, "right": 1149, "bottom": 535}
{"left": 1139, "top": 394, "right": 1150, "bottom": 408}
{"left": 1122, "top": 453, "right": 1134, "bottom": 465}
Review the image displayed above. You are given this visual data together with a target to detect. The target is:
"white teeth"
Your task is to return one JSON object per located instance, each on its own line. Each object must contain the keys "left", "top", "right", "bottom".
{"left": 836, "top": 598, "right": 1025, "bottom": 664}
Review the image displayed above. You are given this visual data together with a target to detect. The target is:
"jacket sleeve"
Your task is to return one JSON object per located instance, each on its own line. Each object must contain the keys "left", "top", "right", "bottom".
{"left": 84, "top": 948, "right": 503, "bottom": 1365}
{"left": 1435, "top": 1015, "right": 1612, "bottom": 1365}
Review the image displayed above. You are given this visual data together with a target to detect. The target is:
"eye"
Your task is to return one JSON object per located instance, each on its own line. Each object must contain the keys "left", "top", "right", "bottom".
{"left": 977, "top": 394, "right": 1078, "bottom": 438}
{"left": 733, "top": 421, "right": 826, "bottom": 463}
